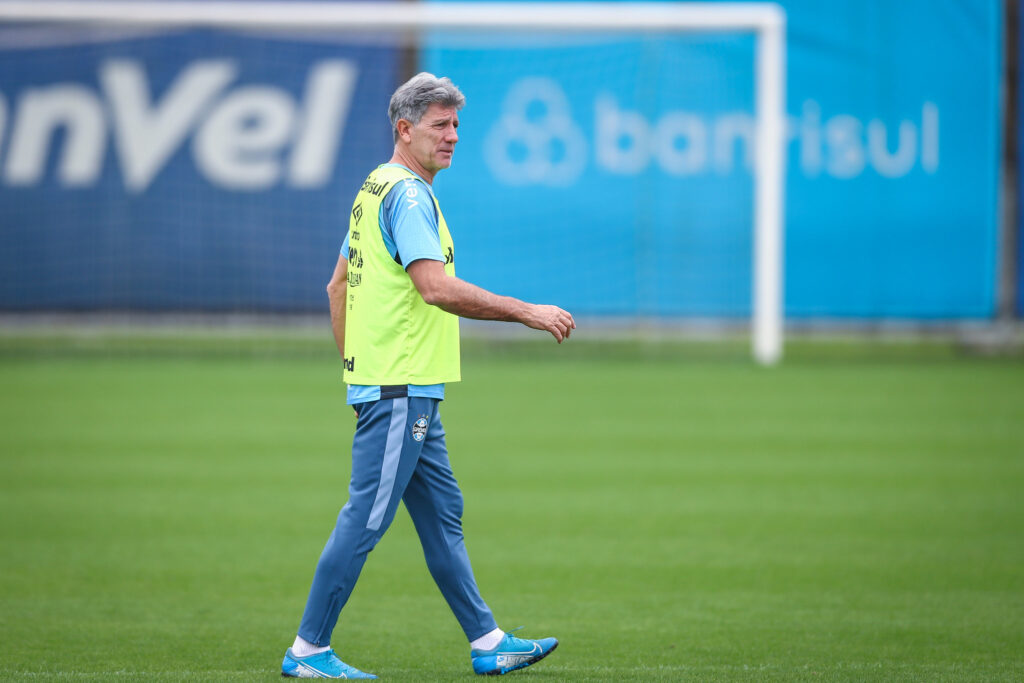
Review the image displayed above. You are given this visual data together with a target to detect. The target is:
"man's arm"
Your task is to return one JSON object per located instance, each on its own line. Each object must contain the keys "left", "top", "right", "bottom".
{"left": 406, "top": 259, "right": 575, "bottom": 343}
{"left": 326, "top": 254, "right": 348, "bottom": 358}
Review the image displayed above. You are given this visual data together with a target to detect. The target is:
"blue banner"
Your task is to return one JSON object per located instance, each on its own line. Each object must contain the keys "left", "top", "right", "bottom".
{"left": 0, "top": 0, "right": 1004, "bottom": 319}
{"left": 423, "top": 0, "right": 1002, "bottom": 318}
{"left": 0, "top": 28, "right": 397, "bottom": 311}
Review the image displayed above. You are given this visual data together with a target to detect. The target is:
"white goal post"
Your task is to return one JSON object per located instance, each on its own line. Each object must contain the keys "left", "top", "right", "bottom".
{"left": 0, "top": 0, "right": 787, "bottom": 365}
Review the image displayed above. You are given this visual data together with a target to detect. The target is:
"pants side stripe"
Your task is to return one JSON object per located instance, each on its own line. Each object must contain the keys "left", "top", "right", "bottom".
{"left": 366, "top": 398, "right": 407, "bottom": 531}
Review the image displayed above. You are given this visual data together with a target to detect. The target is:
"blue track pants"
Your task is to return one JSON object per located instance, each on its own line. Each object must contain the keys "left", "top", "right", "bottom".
{"left": 297, "top": 396, "right": 497, "bottom": 645}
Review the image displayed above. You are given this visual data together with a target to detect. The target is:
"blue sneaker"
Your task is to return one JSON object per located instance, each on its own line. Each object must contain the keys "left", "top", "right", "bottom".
{"left": 471, "top": 631, "right": 558, "bottom": 675}
{"left": 281, "top": 647, "right": 377, "bottom": 679}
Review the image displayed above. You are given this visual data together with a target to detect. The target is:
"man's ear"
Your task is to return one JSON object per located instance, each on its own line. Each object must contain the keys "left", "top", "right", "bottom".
{"left": 396, "top": 119, "right": 413, "bottom": 142}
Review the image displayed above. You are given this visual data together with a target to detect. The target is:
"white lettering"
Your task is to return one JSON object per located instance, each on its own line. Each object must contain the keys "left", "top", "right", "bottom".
{"left": 824, "top": 114, "right": 865, "bottom": 179}
{"left": 595, "top": 95, "right": 649, "bottom": 174}
{"left": 711, "top": 113, "right": 752, "bottom": 175}
{"left": 4, "top": 84, "right": 105, "bottom": 186}
{"left": 288, "top": 61, "right": 357, "bottom": 187}
{"left": 102, "top": 59, "right": 237, "bottom": 192}
{"left": 0, "top": 58, "right": 360, "bottom": 191}
{"left": 798, "top": 100, "right": 822, "bottom": 176}
{"left": 0, "top": 65, "right": 941, "bottom": 191}
{"left": 193, "top": 86, "right": 296, "bottom": 190}
{"left": 868, "top": 118, "right": 916, "bottom": 178}
{"left": 656, "top": 111, "right": 707, "bottom": 175}
{"left": 585, "top": 94, "right": 938, "bottom": 180}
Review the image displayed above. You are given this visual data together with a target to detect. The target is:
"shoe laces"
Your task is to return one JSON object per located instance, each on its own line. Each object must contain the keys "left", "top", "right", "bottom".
{"left": 504, "top": 626, "right": 528, "bottom": 645}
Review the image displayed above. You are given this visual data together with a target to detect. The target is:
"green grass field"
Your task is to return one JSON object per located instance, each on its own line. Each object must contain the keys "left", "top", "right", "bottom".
{"left": 1, "top": 339, "right": 1023, "bottom": 681}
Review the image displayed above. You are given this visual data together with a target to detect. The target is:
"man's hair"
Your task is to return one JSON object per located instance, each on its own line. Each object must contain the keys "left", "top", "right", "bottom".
{"left": 388, "top": 72, "right": 466, "bottom": 142}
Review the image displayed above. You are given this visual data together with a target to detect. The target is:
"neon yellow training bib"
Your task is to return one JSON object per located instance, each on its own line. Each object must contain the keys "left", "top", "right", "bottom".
{"left": 343, "top": 165, "right": 460, "bottom": 386}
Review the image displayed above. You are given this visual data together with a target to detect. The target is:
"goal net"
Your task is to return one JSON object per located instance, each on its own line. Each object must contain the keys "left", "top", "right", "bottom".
{"left": 0, "top": 1, "right": 786, "bottom": 363}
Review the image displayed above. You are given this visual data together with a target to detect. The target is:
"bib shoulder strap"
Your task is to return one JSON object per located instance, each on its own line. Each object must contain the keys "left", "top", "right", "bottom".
{"left": 368, "top": 164, "right": 421, "bottom": 187}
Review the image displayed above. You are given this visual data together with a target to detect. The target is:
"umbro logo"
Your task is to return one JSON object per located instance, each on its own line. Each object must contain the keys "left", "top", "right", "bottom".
{"left": 352, "top": 203, "right": 363, "bottom": 224}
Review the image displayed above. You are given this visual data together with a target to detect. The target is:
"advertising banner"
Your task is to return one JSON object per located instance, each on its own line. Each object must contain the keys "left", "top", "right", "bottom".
{"left": 424, "top": 0, "right": 1002, "bottom": 318}
{"left": 0, "top": 28, "right": 397, "bottom": 311}
{"left": 0, "top": 0, "right": 1003, "bottom": 318}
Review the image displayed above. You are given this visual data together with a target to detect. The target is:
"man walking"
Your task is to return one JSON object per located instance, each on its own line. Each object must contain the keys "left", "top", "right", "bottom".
{"left": 281, "top": 73, "right": 575, "bottom": 679}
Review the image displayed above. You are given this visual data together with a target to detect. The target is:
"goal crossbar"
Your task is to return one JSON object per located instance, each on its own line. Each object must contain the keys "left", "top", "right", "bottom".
{"left": 0, "top": 2, "right": 783, "bottom": 32}
{"left": 0, "top": 0, "right": 786, "bottom": 364}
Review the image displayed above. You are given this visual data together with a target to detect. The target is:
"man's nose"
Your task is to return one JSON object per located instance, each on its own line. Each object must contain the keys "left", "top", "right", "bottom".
{"left": 447, "top": 126, "right": 459, "bottom": 143}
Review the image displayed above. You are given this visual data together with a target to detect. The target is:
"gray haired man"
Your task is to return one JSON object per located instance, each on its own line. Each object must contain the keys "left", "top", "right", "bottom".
{"left": 281, "top": 73, "right": 570, "bottom": 679}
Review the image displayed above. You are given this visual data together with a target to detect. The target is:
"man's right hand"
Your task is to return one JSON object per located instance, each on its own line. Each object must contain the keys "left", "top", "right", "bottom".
{"left": 522, "top": 304, "right": 576, "bottom": 343}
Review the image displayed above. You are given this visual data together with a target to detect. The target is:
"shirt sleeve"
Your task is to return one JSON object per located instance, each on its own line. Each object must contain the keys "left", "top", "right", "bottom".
{"left": 340, "top": 230, "right": 350, "bottom": 258}
{"left": 382, "top": 177, "right": 444, "bottom": 268}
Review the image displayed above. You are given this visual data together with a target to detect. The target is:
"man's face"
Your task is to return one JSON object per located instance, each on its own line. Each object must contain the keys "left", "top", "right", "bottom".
{"left": 404, "top": 103, "right": 460, "bottom": 174}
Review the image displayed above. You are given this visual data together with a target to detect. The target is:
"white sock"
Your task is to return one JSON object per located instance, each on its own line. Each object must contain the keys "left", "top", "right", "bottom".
{"left": 470, "top": 627, "right": 505, "bottom": 651}
{"left": 292, "top": 635, "right": 331, "bottom": 657}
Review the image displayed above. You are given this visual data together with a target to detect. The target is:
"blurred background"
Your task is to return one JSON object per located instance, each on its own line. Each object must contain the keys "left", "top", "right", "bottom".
{"left": 1, "top": 1, "right": 1022, "bottom": 681}
{"left": 0, "top": 0, "right": 1015, "bottom": 338}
